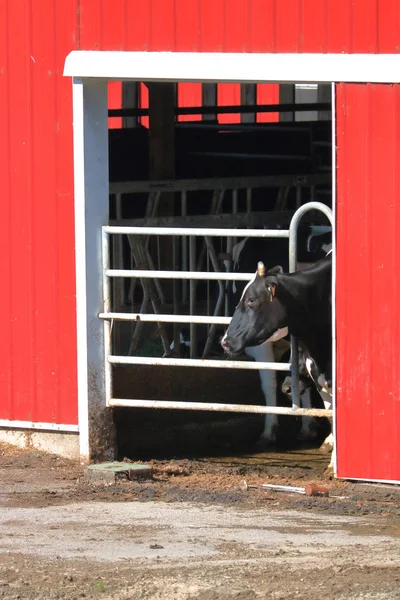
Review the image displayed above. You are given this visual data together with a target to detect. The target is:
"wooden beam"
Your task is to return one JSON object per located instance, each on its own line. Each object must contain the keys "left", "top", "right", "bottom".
{"left": 148, "top": 82, "right": 176, "bottom": 181}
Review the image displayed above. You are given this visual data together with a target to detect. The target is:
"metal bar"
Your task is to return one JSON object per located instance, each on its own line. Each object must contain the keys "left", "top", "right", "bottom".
{"left": 109, "top": 173, "right": 330, "bottom": 195}
{"left": 181, "top": 190, "right": 188, "bottom": 303}
{"left": 104, "top": 226, "right": 290, "bottom": 237}
{"left": 202, "top": 236, "right": 226, "bottom": 357}
{"left": 189, "top": 236, "right": 197, "bottom": 358}
{"left": 99, "top": 313, "right": 231, "bottom": 325}
{"left": 102, "top": 229, "right": 113, "bottom": 408}
{"left": 246, "top": 188, "right": 252, "bottom": 214}
{"left": 172, "top": 236, "right": 180, "bottom": 356}
{"left": 108, "top": 102, "right": 332, "bottom": 118}
{"left": 104, "top": 270, "right": 256, "bottom": 280}
{"left": 289, "top": 202, "right": 333, "bottom": 272}
{"left": 108, "top": 355, "right": 290, "bottom": 370}
{"left": 112, "top": 194, "right": 124, "bottom": 353}
{"left": 288, "top": 201, "right": 334, "bottom": 414}
{"left": 0, "top": 420, "right": 80, "bottom": 433}
{"left": 109, "top": 211, "right": 295, "bottom": 230}
{"left": 296, "top": 185, "right": 302, "bottom": 209}
{"left": 190, "top": 152, "right": 310, "bottom": 161}
{"left": 108, "top": 398, "right": 332, "bottom": 418}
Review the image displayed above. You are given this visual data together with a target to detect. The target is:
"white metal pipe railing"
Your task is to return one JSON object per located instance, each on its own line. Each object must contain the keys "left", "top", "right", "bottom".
{"left": 108, "top": 355, "right": 290, "bottom": 370}
{"left": 108, "top": 399, "right": 332, "bottom": 417}
{"left": 104, "top": 226, "right": 290, "bottom": 237}
{"left": 104, "top": 270, "right": 255, "bottom": 280}
{"left": 99, "top": 313, "right": 230, "bottom": 324}
{"left": 288, "top": 202, "right": 334, "bottom": 410}
{"left": 101, "top": 202, "right": 333, "bottom": 418}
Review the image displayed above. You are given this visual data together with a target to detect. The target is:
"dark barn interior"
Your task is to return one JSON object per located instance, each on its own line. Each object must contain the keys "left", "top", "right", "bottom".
{"left": 106, "top": 81, "right": 333, "bottom": 459}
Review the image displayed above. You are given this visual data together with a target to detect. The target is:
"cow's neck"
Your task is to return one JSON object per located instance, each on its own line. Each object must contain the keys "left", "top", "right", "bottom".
{"left": 275, "top": 270, "right": 332, "bottom": 375}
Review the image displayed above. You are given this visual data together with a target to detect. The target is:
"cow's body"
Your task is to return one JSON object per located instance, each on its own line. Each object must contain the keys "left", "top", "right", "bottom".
{"left": 222, "top": 254, "right": 333, "bottom": 463}
{"left": 227, "top": 229, "right": 331, "bottom": 442}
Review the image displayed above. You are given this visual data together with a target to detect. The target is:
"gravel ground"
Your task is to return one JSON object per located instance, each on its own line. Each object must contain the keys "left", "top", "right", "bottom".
{"left": 0, "top": 442, "right": 399, "bottom": 600}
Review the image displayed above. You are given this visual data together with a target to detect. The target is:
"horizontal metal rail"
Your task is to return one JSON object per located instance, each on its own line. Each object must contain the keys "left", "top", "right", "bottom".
{"left": 108, "top": 102, "right": 331, "bottom": 118}
{"left": 105, "top": 269, "right": 254, "bottom": 280}
{"left": 108, "top": 398, "right": 332, "bottom": 417}
{"left": 99, "top": 313, "right": 231, "bottom": 325}
{"left": 109, "top": 356, "right": 291, "bottom": 371}
{"left": 109, "top": 173, "right": 329, "bottom": 195}
{"left": 104, "top": 225, "right": 290, "bottom": 237}
{"left": 101, "top": 201, "right": 334, "bottom": 420}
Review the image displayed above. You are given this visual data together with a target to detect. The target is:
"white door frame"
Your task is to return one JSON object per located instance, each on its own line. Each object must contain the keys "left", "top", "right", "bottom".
{"left": 63, "top": 50, "right": 400, "bottom": 460}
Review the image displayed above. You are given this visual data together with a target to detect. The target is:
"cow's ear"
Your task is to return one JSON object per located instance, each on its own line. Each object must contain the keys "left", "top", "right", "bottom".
{"left": 265, "top": 281, "right": 276, "bottom": 302}
{"left": 267, "top": 265, "right": 283, "bottom": 275}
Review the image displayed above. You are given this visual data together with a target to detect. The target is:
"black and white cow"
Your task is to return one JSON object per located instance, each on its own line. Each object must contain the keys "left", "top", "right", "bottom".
{"left": 226, "top": 228, "right": 331, "bottom": 443}
{"left": 222, "top": 253, "right": 333, "bottom": 464}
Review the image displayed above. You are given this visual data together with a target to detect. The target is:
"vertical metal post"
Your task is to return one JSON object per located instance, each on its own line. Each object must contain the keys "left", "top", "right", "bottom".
{"left": 173, "top": 236, "right": 180, "bottom": 356}
{"left": 102, "top": 228, "right": 112, "bottom": 407}
{"left": 189, "top": 236, "right": 197, "bottom": 358}
{"left": 296, "top": 185, "right": 302, "bottom": 209}
{"left": 181, "top": 191, "right": 188, "bottom": 303}
{"left": 246, "top": 188, "right": 252, "bottom": 214}
{"left": 113, "top": 194, "right": 124, "bottom": 354}
{"left": 289, "top": 201, "right": 334, "bottom": 412}
{"left": 225, "top": 189, "right": 238, "bottom": 315}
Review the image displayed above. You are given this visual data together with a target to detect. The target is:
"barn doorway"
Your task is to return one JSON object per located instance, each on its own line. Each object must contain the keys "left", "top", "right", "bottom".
{"left": 64, "top": 52, "right": 336, "bottom": 467}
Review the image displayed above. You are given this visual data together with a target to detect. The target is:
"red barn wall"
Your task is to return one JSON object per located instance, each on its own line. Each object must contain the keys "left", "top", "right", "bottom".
{"left": 336, "top": 83, "right": 400, "bottom": 482}
{"left": 1, "top": 0, "right": 400, "bottom": 479}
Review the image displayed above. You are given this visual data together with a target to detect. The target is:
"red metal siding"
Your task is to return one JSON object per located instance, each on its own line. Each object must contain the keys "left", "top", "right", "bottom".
{"left": 336, "top": 83, "right": 400, "bottom": 482}
{"left": 0, "top": 0, "right": 78, "bottom": 425}
{"left": 1, "top": 0, "right": 400, "bottom": 442}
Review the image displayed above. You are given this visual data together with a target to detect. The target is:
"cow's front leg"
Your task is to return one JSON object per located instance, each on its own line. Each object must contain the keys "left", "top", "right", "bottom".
{"left": 245, "top": 343, "right": 278, "bottom": 443}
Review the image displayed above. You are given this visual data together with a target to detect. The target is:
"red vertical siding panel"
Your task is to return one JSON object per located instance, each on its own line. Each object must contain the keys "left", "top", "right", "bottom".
{"left": 377, "top": 0, "right": 400, "bottom": 52}
{"left": 30, "top": 0, "right": 60, "bottom": 422}
{"left": 0, "top": 0, "right": 78, "bottom": 425}
{"left": 150, "top": 0, "right": 175, "bottom": 50}
{"left": 326, "top": 0, "right": 352, "bottom": 52}
{"left": 256, "top": 86, "right": 279, "bottom": 123}
{"left": 249, "top": 0, "right": 279, "bottom": 122}
{"left": 53, "top": 1, "right": 79, "bottom": 424}
{"left": 102, "top": 0, "right": 126, "bottom": 128}
{"left": 79, "top": 0, "right": 103, "bottom": 48}
{"left": 0, "top": 0, "right": 13, "bottom": 419}
{"left": 6, "top": 0, "right": 36, "bottom": 421}
{"left": 301, "top": 0, "right": 327, "bottom": 52}
{"left": 336, "top": 83, "right": 400, "bottom": 482}
{"left": 178, "top": 84, "right": 202, "bottom": 121}
{"left": 248, "top": 0, "right": 276, "bottom": 52}
{"left": 125, "top": 0, "right": 149, "bottom": 50}
{"left": 219, "top": 0, "right": 246, "bottom": 123}
{"left": 124, "top": 1, "right": 150, "bottom": 125}
{"left": 352, "top": 0, "right": 378, "bottom": 52}
{"left": 175, "top": 0, "right": 202, "bottom": 121}
{"left": 199, "top": 0, "right": 224, "bottom": 51}
{"left": 139, "top": 83, "right": 149, "bottom": 128}
{"left": 79, "top": 0, "right": 122, "bottom": 127}
{"left": 275, "top": 0, "right": 301, "bottom": 52}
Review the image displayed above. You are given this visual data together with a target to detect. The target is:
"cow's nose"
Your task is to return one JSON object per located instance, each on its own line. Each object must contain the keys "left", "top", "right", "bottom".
{"left": 282, "top": 384, "right": 292, "bottom": 395}
{"left": 221, "top": 334, "right": 230, "bottom": 352}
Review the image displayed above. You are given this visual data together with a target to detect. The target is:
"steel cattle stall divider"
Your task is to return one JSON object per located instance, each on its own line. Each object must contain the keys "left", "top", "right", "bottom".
{"left": 99, "top": 202, "right": 333, "bottom": 422}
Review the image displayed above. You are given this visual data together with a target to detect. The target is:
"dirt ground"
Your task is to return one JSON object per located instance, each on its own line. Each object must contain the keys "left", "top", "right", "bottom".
{"left": 0, "top": 442, "right": 400, "bottom": 600}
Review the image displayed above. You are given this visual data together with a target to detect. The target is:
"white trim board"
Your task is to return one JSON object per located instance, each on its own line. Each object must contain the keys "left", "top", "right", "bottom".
{"left": 0, "top": 420, "right": 79, "bottom": 433}
{"left": 64, "top": 51, "right": 400, "bottom": 84}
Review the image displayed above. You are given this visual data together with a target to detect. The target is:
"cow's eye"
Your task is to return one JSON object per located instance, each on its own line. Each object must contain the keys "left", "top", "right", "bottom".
{"left": 247, "top": 297, "right": 257, "bottom": 307}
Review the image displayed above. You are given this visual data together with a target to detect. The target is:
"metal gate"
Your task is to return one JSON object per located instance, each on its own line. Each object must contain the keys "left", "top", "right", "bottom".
{"left": 99, "top": 202, "right": 333, "bottom": 420}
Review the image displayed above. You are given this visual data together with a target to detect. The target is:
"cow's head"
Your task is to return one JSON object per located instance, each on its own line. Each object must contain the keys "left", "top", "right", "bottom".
{"left": 221, "top": 262, "right": 287, "bottom": 355}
